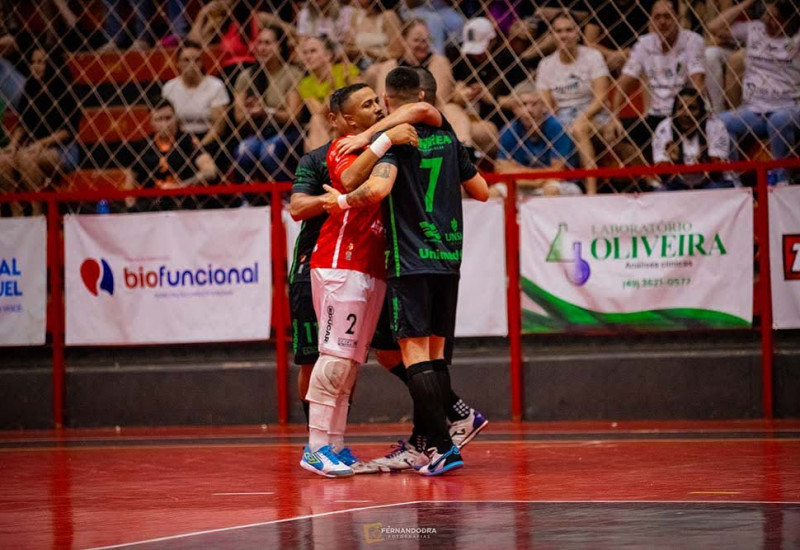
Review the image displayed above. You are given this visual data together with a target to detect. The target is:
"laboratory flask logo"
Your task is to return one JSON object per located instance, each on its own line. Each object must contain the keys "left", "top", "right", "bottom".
{"left": 546, "top": 223, "right": 591, "bottom": 286}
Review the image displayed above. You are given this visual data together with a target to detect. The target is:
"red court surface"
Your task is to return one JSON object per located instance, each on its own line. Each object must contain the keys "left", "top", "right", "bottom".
{"left": 1, "top": 421, "right": 799, "bottom": 548}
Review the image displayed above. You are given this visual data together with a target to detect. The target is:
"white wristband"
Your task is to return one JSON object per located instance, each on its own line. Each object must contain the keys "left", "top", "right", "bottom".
{"left": 337, "top": 193, "right": 352, "bottom": 210}
{"left": 369, "top": 133, "right": 393, "bottom": 158}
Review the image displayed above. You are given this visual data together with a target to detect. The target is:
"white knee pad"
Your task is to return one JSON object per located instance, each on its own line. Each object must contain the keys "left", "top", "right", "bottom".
{"left": 306, "top": 354, "right": 358, "bottom": 407}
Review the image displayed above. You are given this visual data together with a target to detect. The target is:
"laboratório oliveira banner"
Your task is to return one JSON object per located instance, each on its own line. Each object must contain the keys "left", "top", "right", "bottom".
{"left": 520, "top": 189, "right": 753, "bottom": 332}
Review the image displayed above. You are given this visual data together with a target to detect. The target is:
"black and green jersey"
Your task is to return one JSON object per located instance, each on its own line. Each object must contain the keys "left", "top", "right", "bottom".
{"left": 289, "top": 142, "right": 331, "bottom": 284}
{"left": 379, "top": 121, "right": 478, "bottom": 278}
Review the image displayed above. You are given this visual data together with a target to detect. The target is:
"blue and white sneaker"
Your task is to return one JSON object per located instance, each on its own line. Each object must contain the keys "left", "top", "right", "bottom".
{"left": 418, "top": 445, "right": 463, "bottom": 476}
{"left": 449, "top": 409, "right": 488, "bottom": 450}
{"left": 336, "top": 447, "right": 380, "bottom": 474}
{"left": 300, "top": 445, "right": 354, "bottom": 478}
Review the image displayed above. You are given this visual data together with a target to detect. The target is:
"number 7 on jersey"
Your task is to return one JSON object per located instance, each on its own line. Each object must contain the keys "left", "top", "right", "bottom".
{"left": 420, "top": 157, "right": 443, "bottom": 212}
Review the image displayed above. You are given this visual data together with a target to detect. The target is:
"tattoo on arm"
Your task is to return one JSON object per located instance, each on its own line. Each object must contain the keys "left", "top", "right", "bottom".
{"left": 346, "top": 180, "right": 385, "bottom": 207}
{"left": 371, "top": 164, "right": 392, "bottom": 178}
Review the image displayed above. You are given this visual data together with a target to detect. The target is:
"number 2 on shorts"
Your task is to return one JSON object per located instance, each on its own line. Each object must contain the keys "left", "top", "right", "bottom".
{"left": 345, "top": 313, "right": 357, "bottom": 335}
{"left": 420, "top": 157, "right": 443, "bottom": 212}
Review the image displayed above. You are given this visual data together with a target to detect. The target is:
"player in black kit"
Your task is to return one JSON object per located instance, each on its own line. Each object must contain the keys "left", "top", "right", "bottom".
{"left": 321, "top": 67, "right": 489, "bottom": 476}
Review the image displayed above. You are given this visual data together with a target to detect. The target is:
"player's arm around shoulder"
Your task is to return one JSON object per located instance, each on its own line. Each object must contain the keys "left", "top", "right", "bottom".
{"left": 340, "top": 126, "right": 417, "bottom": 193}
{"left": 463, "top": 172, "right": 490, "bottom": 202}
{"left": 322, "top": 161, "right": 398, "bottom": 213}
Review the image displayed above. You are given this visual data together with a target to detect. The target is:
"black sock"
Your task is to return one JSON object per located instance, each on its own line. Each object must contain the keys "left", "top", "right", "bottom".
{"left": 389, "top": 362, "right": 407, "bottom": 384}
{"left": 432, "top": 359, "right": 469, "bottom": 421}
{"left": 302, "top": 400, "right": 310, "bottom": 426}
{"left": 406, "top": 361, "right": 451, "bottom": 453}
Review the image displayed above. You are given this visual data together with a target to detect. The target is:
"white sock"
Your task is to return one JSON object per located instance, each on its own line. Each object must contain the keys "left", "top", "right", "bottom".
{"left": 308, "top": 401, "right": 335, "bottom": 452}
{"left": 328, "top": 392, "right": 350, "bottom": 452}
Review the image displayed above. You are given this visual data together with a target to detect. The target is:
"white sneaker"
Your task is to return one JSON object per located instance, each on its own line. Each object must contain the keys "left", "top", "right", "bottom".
{"left": 300, "top": 445, "right": 354, "bottom": 478}
{"left": 449, "top": 409, "right": 488, "bottom": 450}
{"left": 368, "top": 440, "right": 426, "bottom": 472}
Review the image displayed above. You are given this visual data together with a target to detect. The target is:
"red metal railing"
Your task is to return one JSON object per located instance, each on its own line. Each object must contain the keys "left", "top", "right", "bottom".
{"left": 2, "top": 158, "right": 799, "bottom": 427}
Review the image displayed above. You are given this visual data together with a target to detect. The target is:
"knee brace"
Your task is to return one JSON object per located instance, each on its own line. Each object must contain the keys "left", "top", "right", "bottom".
{"left": 306, "top": 354, "right": 358, "bottom": 407}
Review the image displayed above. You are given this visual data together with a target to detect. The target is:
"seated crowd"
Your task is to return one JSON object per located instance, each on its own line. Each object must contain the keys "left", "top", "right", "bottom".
{"left": 0, "top": 0, "right": 798, "bottom": 214}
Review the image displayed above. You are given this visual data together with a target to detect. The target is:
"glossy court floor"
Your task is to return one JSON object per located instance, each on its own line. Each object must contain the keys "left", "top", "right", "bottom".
{"left": 1, "top": 421, "right": 799, "bottom": 549}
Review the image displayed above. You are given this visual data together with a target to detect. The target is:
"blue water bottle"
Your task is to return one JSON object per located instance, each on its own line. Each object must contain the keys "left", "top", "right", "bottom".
{"left": 97, "top": 200, "right": 110, "bottom": 214}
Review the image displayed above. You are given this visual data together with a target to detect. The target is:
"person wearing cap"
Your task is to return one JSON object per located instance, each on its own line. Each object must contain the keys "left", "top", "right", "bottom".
{"left": 444, "top": 17, "right": 516, "bottom": 163}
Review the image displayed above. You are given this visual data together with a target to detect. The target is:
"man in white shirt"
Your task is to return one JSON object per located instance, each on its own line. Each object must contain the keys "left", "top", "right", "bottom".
{"left": 161, "top": 41, "right": 230, "bottom": 162}
{"left": 711, "top": 0, "right": 800, "bottom": 186}
{"left": 607, "top": 0, "right": 706, "bottom": 165}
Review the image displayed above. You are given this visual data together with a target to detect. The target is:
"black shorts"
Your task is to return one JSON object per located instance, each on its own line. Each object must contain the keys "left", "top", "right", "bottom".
{"left": 289, "top": 281, "right": 318, "bottom": 365}
{"left": 371, "top": 297, "right": 400, "bottom": 351}
{"left": 387, "top": 273, "right": 460, "bottom": 341}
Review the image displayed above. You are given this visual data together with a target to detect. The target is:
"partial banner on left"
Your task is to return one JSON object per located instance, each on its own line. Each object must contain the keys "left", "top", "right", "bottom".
{"left": 0, "top": 217, "right": 47, "bottom": 346}
{"left": 64, "top": 209, "right": 272, "bottom": 345}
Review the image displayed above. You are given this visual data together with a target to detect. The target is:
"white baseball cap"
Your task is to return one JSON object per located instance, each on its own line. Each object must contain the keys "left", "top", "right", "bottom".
{"left": 462, "top": 17, "right": 496, "bottom": 55}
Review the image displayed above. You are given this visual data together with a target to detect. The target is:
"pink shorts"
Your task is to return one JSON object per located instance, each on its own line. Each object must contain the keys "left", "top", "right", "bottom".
{"left": 311, "top": 268, "right": 386, "bottom": 363}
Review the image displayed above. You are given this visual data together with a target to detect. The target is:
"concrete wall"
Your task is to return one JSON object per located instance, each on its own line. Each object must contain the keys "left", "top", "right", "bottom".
{"left": 1, "top": 333, "right": 798, "bottom": 429}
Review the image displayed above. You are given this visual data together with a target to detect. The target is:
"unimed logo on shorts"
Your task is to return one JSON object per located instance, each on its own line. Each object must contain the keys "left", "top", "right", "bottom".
{"left": 783, "top": 235, "right": 800, "bottom": 281}
{"left": 323, "top": 305, "right": 334, "bottom": 343}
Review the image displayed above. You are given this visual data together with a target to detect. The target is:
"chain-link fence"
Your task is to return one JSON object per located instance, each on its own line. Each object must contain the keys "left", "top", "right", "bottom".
{"left": 0, "top": 0, "right": 798, "bottom": 214}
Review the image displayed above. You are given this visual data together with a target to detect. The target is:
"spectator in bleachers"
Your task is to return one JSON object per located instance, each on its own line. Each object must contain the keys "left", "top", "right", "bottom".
{"left": 584, "top": 0, "right": 655, "bottom": 73}
{"left": 189, "top": 2, "right": 291, "bottom": 91}
{"left": 365, "top": 19, "right": 454, "bottom": 108}
{"left": 537, "top": 11, "right": 611, "bottom": 195}
{"left": 344, "top": 0, "right": 403, "bottom": 70}
{"left": 447, "top": 17, "right": 508, "bottom": 161}
{"left": 607, "top": 0, "right": 706, "bottom": 166}
{"left": 299, "top": 35, "right": 361, "bottom": 150}
{"left": 702, "top": 0, "right": 744, "bottom": 114}
{"left": 296, "top": 0, "right": 355, "bottom": 43}
{"left": 161, "top": 41, "right": 230, "bottom": 150}
{"left": 652, "top": 86, "right": 733, "bottom": 189}
{"left": 128, "top": 97, "right": 217, "bottom": 191}
{"left": 232, "top": 25, "right": 303, "bottom": 183}
{"left": 0, "top": 47, "right": 80, "bottom": 215}
{"left": 0, "top": 10, "right": 24, "bottom": 110}
{"left": 495, "top": 82, "right": 581, "bottom": 196}
{"left": 401, "top": 0, "right": 465, "bottom": 56}
{"left": 711, "top": 0, "right": 800, "bottom": 186}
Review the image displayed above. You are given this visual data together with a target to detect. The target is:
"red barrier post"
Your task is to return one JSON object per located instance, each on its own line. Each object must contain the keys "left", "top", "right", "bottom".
{"left": 46, "top": 199, "right": 66, "bottom": 428}
{"left": 270, "top": 189, "right": 290, "bottom": 425}
{"left": 755, "top": 167, "right": 774, "bottom": 419}
{"left": 503, "top": 179, "right": 524, "bottom": 422}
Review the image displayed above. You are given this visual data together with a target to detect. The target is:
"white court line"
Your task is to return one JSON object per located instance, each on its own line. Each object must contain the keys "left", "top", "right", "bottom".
{"left": 88, "top": 501, "right": 421, "bottom": 549}
{"left": 88, "top": 499, "right": 800, "bottom": 549}
{"left": 212, "top": 491, "right": 275, "bottom": 497}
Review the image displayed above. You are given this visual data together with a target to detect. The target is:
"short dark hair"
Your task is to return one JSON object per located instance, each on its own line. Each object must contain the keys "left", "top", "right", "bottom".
{"left": 385, "top": 67, "right": 421, "bottom": 103}
{"left": 152, "top": 97, "right": 175, "bottom": 113}
{"left": 329, "top": 83, "right": 369, "bottom": 115}
{"left": 413, "top": 67, "right": 437, "bottom": 105}
{"left": 179, "top": 40, "right": 203, "bottom": 54}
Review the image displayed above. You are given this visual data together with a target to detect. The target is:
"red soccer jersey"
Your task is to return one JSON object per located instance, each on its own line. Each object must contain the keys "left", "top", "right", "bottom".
{"left": 310, "top": 138, "right": 386, "bottom": 278}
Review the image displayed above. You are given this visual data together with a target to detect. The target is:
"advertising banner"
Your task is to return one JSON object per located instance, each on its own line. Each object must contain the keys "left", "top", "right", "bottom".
{"left": 769, "top": 186, "right": 800, "bottom": 329}
{"left": 520, "top": 189, "right": 753, "bottom": 332}
{"left": 0, "top": 217, "right": 47, "bottom": 346}
{"left": 65, "top": 209, "right": 272, "bottom": 345}
{"left": 456, "top": 198, "right": 508, "bottom": 336}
